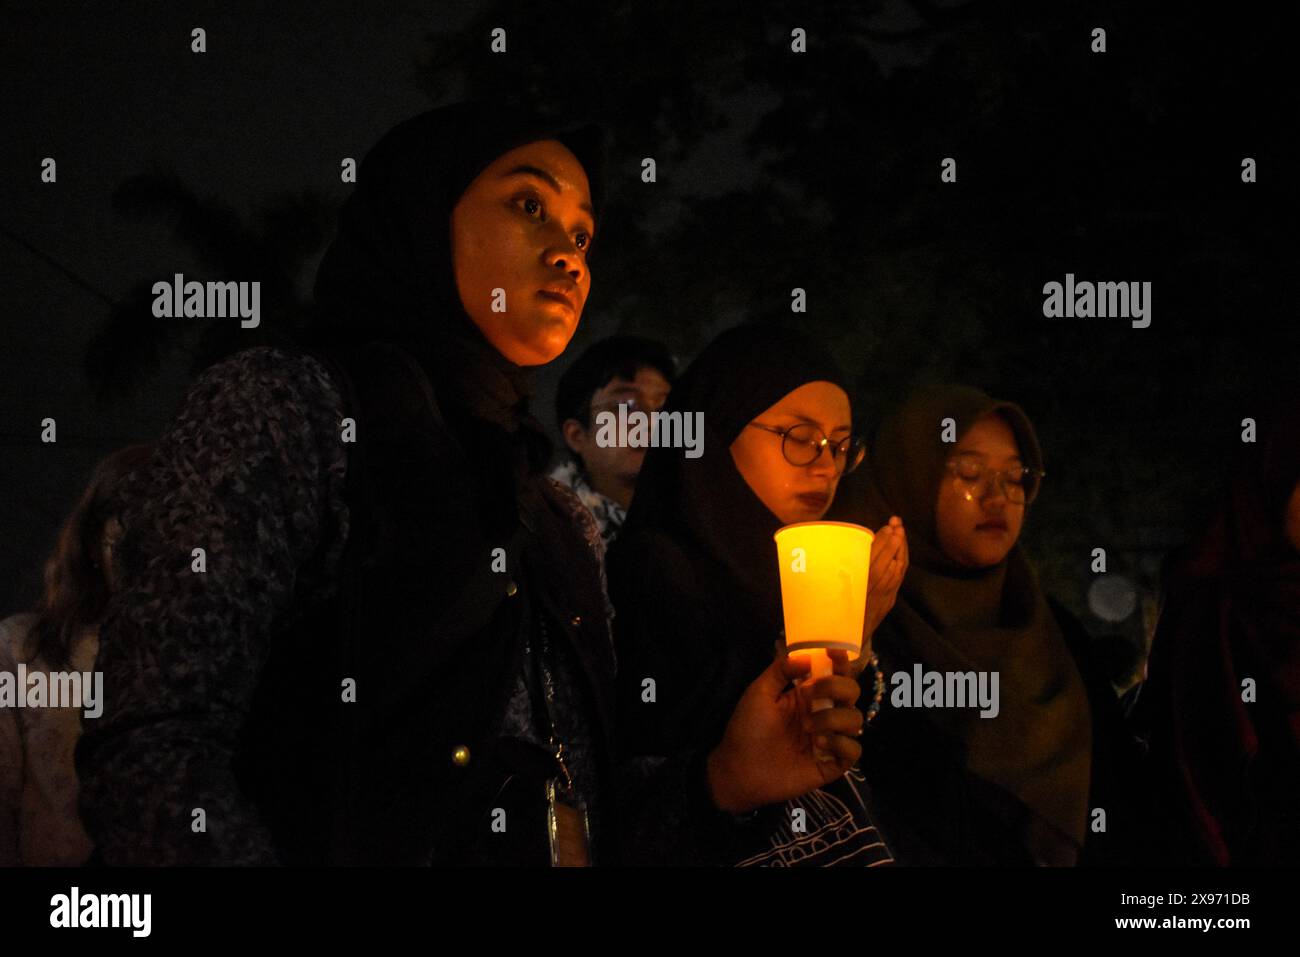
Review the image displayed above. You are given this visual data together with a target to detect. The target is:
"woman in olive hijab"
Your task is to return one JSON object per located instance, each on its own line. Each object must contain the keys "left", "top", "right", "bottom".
{"left": 839, "top": 384, "right": 1159, "bottom": 865}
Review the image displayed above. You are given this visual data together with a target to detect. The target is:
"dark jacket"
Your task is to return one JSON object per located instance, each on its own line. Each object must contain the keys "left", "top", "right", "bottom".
{"left": 254, "top": 342, "right": 623, "bottom": 866}
{"left": 860, "top": 597, "right": 1166, "bottom": 866}
{"left": 78, "top": 345, "right": 622, "bottom": 865}
{"left": 610, "top": 519, "right": 899, "bottom": 867}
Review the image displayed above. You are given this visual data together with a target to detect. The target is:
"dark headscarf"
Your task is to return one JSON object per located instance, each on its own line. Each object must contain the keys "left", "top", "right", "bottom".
{"left": 619, "top": 321, "right": 853, "bottom": 627}
{"left": 1145, "top": 395, "right": 1300, "bottom": 864}
{"left": 849, "top": 384, "right": 1092, "bottom": 863}
{"left": 308, "top": 100, "right": 604, "bottom": 481}
{"left": 609, "top": 322, "right": 852, "bottom": 755}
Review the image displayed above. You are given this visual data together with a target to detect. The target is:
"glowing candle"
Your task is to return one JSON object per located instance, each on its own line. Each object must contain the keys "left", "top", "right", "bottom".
{"left": 774, "top": 521, "right": 874, "bottom": 711}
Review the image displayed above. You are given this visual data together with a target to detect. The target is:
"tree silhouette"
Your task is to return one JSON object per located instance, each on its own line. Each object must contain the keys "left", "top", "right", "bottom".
{"left": 82, "top": 2, "right": 1296, "bottom": 649}
{"left": 84, "top": 167, "right": 340, "bottom": 401}
{"left": 412, "top": 1, "right": 1297, "bottom": 643}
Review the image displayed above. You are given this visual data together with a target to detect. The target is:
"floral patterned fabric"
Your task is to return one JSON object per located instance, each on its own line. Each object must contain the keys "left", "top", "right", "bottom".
{"left": 549, "top": 459, "right": 627, "bottom": 549}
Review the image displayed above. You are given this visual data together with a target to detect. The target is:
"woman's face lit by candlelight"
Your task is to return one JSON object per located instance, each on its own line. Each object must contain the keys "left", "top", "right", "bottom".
{"left": 451, "top": 139, "right": 594, "bottom": 366}
{"left": 935, "top": 414, "right": 1026, "bottom": 568}
{"left": 730, "top": 381, "right": 852, "bottom": 525}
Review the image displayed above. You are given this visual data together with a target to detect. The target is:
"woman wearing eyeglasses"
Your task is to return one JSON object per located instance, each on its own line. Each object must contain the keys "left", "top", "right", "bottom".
{"left": 835, "top": 384, "right": 1160, "bottom": 865}
{"left": 607, "top": 322, "right": 908, "bottom": 866}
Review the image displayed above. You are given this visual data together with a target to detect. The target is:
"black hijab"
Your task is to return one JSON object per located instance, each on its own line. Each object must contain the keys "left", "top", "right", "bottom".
{"left": 620, "top": 322, "right": 852, "bottom": 622}
{"left": 611, "top": 322, "right": 852, "bottom": 748}
{"left": 287, "top": 102, "right": 610, "bottom": 733}
{"left": 307, "top": 100, "right": 605, "bottom": 486}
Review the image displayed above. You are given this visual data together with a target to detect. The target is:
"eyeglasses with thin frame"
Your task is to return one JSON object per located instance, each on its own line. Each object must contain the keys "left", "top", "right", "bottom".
{"left": 747, "top": 422, "right": 866, "bottom": 475}
{"left": 944, "top": 452, "right": 1045, "bottom": 505}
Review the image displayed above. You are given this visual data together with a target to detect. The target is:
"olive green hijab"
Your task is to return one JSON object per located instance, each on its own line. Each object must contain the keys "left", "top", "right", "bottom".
{"left": 854, "top": 384, "right": 1092, "bottom": 863}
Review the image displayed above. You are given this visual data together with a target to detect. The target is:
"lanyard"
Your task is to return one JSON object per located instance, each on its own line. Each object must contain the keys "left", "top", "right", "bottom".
{"left": 528, "top": 610, "right": 576, "bottom": 796}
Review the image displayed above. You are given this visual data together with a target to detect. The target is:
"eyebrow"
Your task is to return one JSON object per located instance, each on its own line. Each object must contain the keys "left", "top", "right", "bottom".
{"left": 954, "top": 449, "right": 1023, "bottom": 464}
{"left": 499, "top": 165, "right": 595, "bottom": 218}
{"left": 783, "top": 412, "right": 851, "bottom": 433}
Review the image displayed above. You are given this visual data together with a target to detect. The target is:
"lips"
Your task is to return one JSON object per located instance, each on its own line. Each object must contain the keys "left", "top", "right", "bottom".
{"left": 537, "top": 285, "right": 578, "bottom": 312}
{"left": 976, "top": 520, "right": 1008, "bottom": 532}
{"left": 797, "top": 491, "right": 831, "bottom": 509}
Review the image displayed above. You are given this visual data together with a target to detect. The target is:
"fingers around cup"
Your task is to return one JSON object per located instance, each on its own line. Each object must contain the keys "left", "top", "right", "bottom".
{"left": 779, "top": 653, "right": 811, "bottom": 684}
{"left": 807, "top": 674, "right": 862, "bottom": 706}
{"left": 827, "top": 648, "right": 858, "bottom": 677}
{"left": 827, "top": 733, "right": 862, "bottom": 769}
{"left": 808, "top": 706, "right": 864, "bottom": 737}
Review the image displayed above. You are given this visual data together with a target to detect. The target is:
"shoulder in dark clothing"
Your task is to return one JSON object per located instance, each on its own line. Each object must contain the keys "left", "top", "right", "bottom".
{"left": 77, "top": 347, "right": 349, "bottom": 865}
{"left": 862, "top": 602, "right": 1168, "bottom": 866}
{"left": 1047, "top": 596, "right": 1173, "bottom": 865}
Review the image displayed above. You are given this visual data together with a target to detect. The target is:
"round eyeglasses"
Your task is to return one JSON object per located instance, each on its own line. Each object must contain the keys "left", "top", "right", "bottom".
{"left": 944, "top": 453, "right": 1045, "bottom": 505}
{"left": 747, "top": 422, "right": 866, "bottom": 475}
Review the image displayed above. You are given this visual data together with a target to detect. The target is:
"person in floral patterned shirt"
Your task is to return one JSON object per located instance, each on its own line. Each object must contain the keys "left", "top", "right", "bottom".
{"left": 552, "top": 336, "right": 677, "bottom": 546}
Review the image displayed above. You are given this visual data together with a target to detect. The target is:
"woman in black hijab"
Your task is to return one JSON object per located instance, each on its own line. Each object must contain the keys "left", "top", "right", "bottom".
{"left": 79, "top": 102, "right": 855, "bottom": 867}
{"left": 79, "top": 100, "right": 615, "bottom": 866}
{"left": 609, "top": 322, "right": 903, "bottom": 866}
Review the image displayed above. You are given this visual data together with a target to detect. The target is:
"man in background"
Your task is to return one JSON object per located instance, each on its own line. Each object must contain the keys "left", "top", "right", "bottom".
{"left": 552, "top": 336, "right": 676, "bottom": 546}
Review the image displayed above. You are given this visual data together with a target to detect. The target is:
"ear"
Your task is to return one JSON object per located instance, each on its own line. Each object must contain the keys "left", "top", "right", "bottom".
{"left": 561, "top": 418, "right": 588, "bottom": 456}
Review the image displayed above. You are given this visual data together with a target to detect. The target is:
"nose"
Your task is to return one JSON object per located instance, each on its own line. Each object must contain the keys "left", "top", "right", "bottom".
{"left": 807, "top": 445, "right": 837, "bottom": 478}
{"left": 981, "top": 477, "right": 1009, "bottom": 507}
{"left": 545, "top": 231, "right": 587, "bottom": 286}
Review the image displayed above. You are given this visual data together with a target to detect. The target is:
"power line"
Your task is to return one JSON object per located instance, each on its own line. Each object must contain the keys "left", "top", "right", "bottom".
{"left": 0, "top": 221, "right": 119, "bottom": 308}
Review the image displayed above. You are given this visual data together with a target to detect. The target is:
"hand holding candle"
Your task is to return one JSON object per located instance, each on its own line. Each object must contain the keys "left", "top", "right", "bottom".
{"left": 705, "top": 520, "right": 879, "bottom": 812}
{"left": 706, "top": 646, "right": 864, "bottom": 814}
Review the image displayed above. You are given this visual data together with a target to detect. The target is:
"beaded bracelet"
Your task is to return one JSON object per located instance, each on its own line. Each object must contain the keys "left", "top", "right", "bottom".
{"left": 862, "top": 652, "right": 885, "bottom": 726}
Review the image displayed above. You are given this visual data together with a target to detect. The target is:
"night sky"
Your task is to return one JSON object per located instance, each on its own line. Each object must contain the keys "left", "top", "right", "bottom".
{"left": 2, "top": 2, "right": 1297, "bottom": 659}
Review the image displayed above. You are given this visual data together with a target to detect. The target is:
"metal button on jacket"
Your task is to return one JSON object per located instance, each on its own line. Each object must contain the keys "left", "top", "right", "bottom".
{"left": 570, "top": 615, "right": 582, "bottom": 627}
{"left": 506, "top": 580, "right": 518, "bottom": 597}
{"left": 452, "top": 745, "right": 471, "bottom": 767}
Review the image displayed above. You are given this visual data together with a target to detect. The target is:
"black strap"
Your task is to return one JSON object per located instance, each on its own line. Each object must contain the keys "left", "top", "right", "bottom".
{"left": 524, "top": 609, "right": 575, "bottom": 794}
